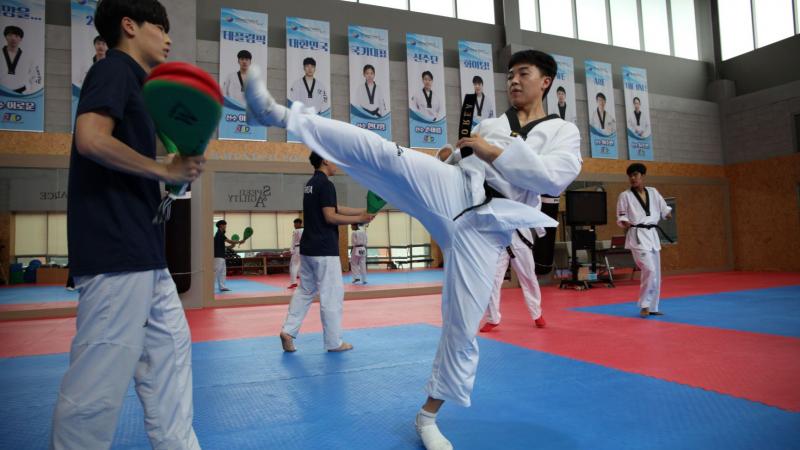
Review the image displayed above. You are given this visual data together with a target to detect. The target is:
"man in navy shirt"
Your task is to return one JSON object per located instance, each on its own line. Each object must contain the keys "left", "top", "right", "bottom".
{"left": 279, "top": 152, "right": 373, "bottom": 353}
{"left": 213, "top": 220, "right": 242, "bottom": 292}
{"left": 51, "top": 1, "right": 205, "bottom": 449}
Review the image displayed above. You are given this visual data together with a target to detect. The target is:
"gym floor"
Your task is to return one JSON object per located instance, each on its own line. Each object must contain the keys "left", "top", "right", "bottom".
{"left": 1, "top": 271, "right": 798, "bottom": 449}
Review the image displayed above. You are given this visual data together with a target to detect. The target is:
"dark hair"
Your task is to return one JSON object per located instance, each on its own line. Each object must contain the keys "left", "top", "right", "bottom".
{"left": 596, "top": 92, "right": 606, "bottom": 101}
{"left": 633, "top": 96, "right": 641, "bottom": 104}
{"left": 4, "top": 26, "right": 23, "bottom": 38}
{"left": 626, "top": 163, "right": 647, "bottom": 176}
{"left": 302, "top": 57, "right": 316, "bottom": 67}
{"left": 309, "top": 152, "right": 323, "bottom": 169}
{"left": 421, "top": 71, "right": 433, "bottom": 80}
{"left": 472, "top": 75, "right": 483, "bottom": 85}
{"left": 237, "top": 49, "right": 252, "bottom": 60}
{"left": 95, "top": 0, "right": 169, "bottom": 48}
{"left": 507, "top": 50, "right": 557, "bottom": 99}
{"left": 216, "top": 220, "right": 227, "bottom": 228}
{"left": 293, "top": 218, "right": 302, "bottom": 224}
{"left": 556, "top": 86, "right": 566, "bottom": 94}
{"left": 93, "top": 35, "right": 106, "bottom": 44}
{"left": 362, "top": 64, "right": 375, "bottom": 74}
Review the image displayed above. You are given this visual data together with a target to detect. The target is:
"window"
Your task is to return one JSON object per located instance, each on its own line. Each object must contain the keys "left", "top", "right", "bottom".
{"left": 718, "top": 0, "right": 755, "bottom": 59}
{"left": 576, "top": 0, "right": 609, "bottom": 44}
{"left": 360, "top": 0, "right": 408, "bottom": 9}
{"left": 352, "top": 210, "right": 431, "bottom": 268}
{"left": 670, "top": 0, "right": 698, "bottom": 59}
{"left": 519, "top": 0, "right": 539, "bottom": 31}
{"left": 610, "top": 0, "right": 641, "bottom": 49}
{"left": 753, "top": 0, "right": 795, "bottom": 48}
{"left": 14, "top": 212, "right": 67, "bottom": 263}
{"left": 457, "top": 0, "right": 495, "bottom": 24}
{"left": 214, "top": 211, "right": 302, "bottom": 253}
{"left": 410, "top": 0, "right": 454, "bottom": 17}
{"left": 641, "top": 0, "right": 671, "bottom": 54}
{"left": 539, "top": 0, "right": 575, "bottom": 38}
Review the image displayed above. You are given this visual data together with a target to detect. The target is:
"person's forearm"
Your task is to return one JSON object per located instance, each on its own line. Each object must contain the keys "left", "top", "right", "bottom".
{"left": 325, "top": 213, "right": 364, "bottom": 225}
{"left": 76, "top": 132, "right": 166, "bottom": 181}
{"left": 337, "top": 205, "right": 365, "bottom": 216}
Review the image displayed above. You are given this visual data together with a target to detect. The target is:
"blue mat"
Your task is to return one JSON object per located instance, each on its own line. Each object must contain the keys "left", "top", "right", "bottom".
{"left": 343, "top": 269, "right": 443, "bottom": 285}
{"left": 574, "top": 285, "right": 800, "bottom": 338}
{"left": 1, "top": 324, "right": 797, "bottom": 449}
{"left": 0, "top": 286, "right": 78, "bottom": 305}
{"left": 217, "top": 278, "right": 283, "bottom": 294}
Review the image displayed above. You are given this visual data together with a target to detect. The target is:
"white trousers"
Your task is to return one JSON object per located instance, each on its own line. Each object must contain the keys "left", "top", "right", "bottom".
{"left": 289, "top": 251, "right": 301, "bottom": 284}
{"left": 282, "top": 256, "right": 345, "bottom": 350}
{"left": 632, "top": 249, "right": 662, "bottom": 312}
{"left": 484, "top": 231, "right": 542, "bottom": 325}
{"left": 51, "top": 269, "right": 198, "bottom": 450}
{"left": 214, "top": 257, "right": 226, "bottom": 290}
{"left": 350, "top": 249, "right": 367, "bottom": 282}
{"left": 286, "top": 103, "right": 552, "bottom": 406}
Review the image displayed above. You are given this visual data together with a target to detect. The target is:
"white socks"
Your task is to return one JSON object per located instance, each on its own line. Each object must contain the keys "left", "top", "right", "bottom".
{"left": 416, "top": 409, "right": 453, "bottom": 450}
{"left": 244, "top": 65, "right": 288, "bottom": 128}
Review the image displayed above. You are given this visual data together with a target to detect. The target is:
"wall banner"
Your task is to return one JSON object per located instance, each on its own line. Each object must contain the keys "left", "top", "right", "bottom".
{"left": 546, "top": 54, "right": 577, "bottom": 125}
{"left": 406, "top": 33, "right": 446, "bottom": 148}
{"left": 458, "top": 40, "right": 495, "bottom": 128}
{"left": 622, "top": 66, "right": 653, "bottom": 161}
{"left": 585, "top": 60, "right": 617, "bottom": 159}
{"left": 218, "top": 8, "right": 268, "bottom": 141}
{"left": 286, "top": 17, "right": 330, "bottom": 142}
{"left": 348, "top": 25, "right": 391, "bottom": 140}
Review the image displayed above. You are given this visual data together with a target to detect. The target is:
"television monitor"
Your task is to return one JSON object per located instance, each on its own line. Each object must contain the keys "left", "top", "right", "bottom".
{"left": 565, "top": 190, "right": 607, "bottom": 226}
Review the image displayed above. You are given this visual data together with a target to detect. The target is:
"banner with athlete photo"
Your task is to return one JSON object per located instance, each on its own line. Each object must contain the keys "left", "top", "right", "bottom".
{"left": 70, "top": 0, "right": 100, "bottom": 131}
{"left": 546, "top": 54, "right": 577, "bottom": 125}
{"left": 622, "top": 66, "right": 653, "bottom": 161}
{"left": 218, "top": 8, "right": 267, "bottom": 141}
{"left": 0, "top": 0, "right": 44, "bottom": 132}
{"left": 585, "top": 60, "right": 617, "bottom": 159}
{"left": 286, "top": 17, "right": 330, "bottom": 143}
{"left": 348, "top": 25, "right": 391, "bottom": 140}
{"left": 458, "top": 40, "right": 495, "bottom": 128}
{"left": 406, "top": 33, "right": 446, "bottom": 148}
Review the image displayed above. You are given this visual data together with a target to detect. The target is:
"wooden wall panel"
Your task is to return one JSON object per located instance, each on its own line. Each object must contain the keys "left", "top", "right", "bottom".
{"left": 726, "top": 153, "right": 800, "bottom": 271}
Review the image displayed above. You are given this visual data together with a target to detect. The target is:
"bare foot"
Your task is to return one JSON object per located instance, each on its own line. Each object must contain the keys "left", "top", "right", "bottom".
{"left": 327, "top": 342, "right": 354, "bottom": 352}
{"left": 279, "top": 332, "right": 296, "bottom": 352}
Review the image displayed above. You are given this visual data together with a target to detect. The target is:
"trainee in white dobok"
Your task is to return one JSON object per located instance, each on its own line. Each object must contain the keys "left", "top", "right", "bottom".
{"left": 288, "top": 58, "right": 330, "bottom": 115}
{"left": 626, "top": 97, "right": 651, "bottom": 138}
{"left": 246, "top": 49, "right": 581, "bottom": 450}
{"left": 410, "top": 72, "right": 445, "bottom": 122}
{"left": 616, "top": 163, "right": 672, "bottom": 317}
{"left": 354, "top": 65, "right": 388, "bottom": 118}
{"left": 288, "top": 220, "right": 303, "bottom": 288}
{"left": 350, "top": 224, "right": 368, "bottom": 284}
{"left": 481, "top": 228, "right": 546, "bottom": 331}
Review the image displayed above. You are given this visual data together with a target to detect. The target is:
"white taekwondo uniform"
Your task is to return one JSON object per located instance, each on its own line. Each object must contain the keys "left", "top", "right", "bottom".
{"left": 289, "top": 227, "right": 303, "bottom": 285}
{"left": 350, "top": 227, "right": 368, "bottom": 283}
{"left": 616, "top": 187, "right": 672, "bottom": 312}
{"left": 281, "top": 99, "right": 581, "bottom": 406}
{"left": 288, "top": 76, "right": 330, "bottom": 114}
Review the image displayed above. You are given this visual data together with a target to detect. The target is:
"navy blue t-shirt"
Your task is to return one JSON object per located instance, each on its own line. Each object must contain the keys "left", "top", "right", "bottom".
{"left": 214, "top": 230, "right": 226, "bottom": 258}
{"left": 67, "top": 49, "right": 166, "bottom": 276}
{"left": 299, "top": 171, "right": 339, "bottom": 257}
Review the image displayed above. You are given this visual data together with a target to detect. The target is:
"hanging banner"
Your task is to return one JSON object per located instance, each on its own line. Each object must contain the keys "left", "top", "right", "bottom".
{"left": 0, "top": 0, "right": 45, "bottom": 132}
{"left": 348, "top": 25, "right": 391, "bottom": 140}
{"left": 622, "top": 66, "right": 653, "bottom": 161}
{"left": 286, "top": 17, "right": 330, "bottom": 143}
{"left": 546, "top": 54, "right": 577, "bottom": 125}
{"left": 218, "top": 8, "right": 267, "bottom": 141}
{"left": 458, "top": 40, "right": 495, "bottom": 128}
{"left": 70, "top": 0, "right": 101, "bottom": 131}
{"left": 407, "top": 33, "right": 446, "bottom": 149}
{"left": 585, "top": 60, "right": 617, "bottom": 159}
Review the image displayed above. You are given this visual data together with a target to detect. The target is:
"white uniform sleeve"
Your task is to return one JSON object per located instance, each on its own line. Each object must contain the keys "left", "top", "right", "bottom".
{"left": 490, "top": 122, "right": 582, "bottom": 196}
{"left": 655, "top": 189, "right": 672, "bottom": 219}
{"left": 616, "top": 192, "right": 630, "bottom": 227}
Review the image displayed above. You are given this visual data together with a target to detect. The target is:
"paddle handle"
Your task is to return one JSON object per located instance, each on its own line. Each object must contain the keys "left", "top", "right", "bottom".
{"left": 158, "top": 132, "right": 189, "bottom": 196}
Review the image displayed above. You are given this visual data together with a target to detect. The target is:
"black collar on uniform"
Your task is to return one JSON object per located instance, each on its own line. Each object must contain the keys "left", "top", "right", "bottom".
{"left": 504, "top": 107, "right": 559, "bottom": 139}
{"left": 630, "top": 187, "right": 650, "bottom": 216}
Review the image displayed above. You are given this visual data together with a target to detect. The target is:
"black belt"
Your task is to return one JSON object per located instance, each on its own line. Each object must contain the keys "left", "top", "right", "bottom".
{"left": 630, "top": 223, "right": 674, "bottom": 243}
